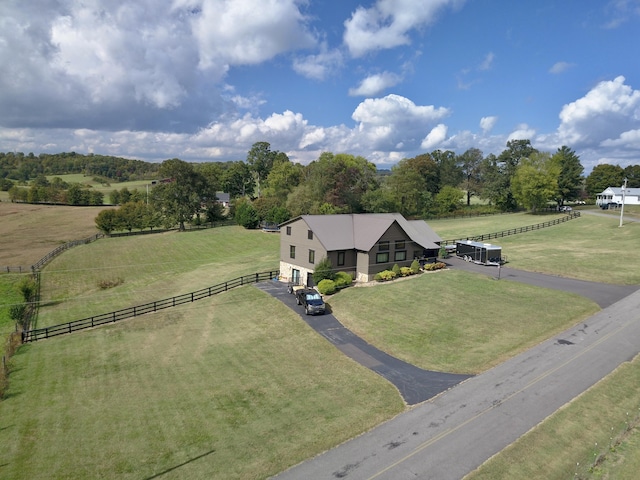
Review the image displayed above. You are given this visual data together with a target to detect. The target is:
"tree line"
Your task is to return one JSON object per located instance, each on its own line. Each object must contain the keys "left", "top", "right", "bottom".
{"left": 3, "top": 142, "right": 639, "bottom": 233}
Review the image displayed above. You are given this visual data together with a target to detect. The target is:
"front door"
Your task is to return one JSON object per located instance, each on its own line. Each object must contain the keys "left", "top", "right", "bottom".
{"left": 292, "top": 269, "right": 301, "bottom": 286}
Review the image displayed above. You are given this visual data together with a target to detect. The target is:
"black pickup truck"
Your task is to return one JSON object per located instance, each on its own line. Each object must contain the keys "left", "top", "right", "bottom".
{"left": 295, "top": 288, "right": 326, "bottom": 315}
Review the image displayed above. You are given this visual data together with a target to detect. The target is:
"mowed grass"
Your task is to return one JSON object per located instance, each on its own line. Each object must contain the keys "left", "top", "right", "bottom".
{"left": 0, "top": 287, "right": 403, "bottom": 479}
{"left": 329, "top": 270, "right": 599, "bottom": 374}
{"left": 428, "top": 211, "right": 568, "bottom": 241}
{"left": 430, "top": 211, "right": 640, "bottom": 284}
{"left": 495, "top": 213, "right": 640, "bottom": 284}
{"left": 36, "top": 226, "right": 280, "bottom": 328}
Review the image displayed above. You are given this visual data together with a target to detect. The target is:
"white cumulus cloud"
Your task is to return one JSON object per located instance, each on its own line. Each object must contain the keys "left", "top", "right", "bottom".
{"left": 558, "top": 76, "right": 640, "bottom": 146}
{"left": 480, "top": 116, "right": 498, "bottom": 133}
{"left": 351, "top": 94, "right": 450, "bottom": 150}
{"left": 343, "top": 0, "right": 465, "bottom": 57}
{"left": 421, "top": 124, "right": 448, "bottom": 149}
{"left": 348, "top": 72, "right": 402, "bottom": 96}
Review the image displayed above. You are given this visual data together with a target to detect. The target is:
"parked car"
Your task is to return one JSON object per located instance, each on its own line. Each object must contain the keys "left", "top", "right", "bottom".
{"left": 560, "top": 205, "right": 572, "bottom": 212}
{"left": 295, "top": 288, "right": 326, "bottom": 315}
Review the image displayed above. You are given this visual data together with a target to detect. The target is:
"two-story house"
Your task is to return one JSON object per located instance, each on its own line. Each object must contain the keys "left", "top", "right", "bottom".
{"left": 279, "top": 213, "right": 442, "bottom": 285}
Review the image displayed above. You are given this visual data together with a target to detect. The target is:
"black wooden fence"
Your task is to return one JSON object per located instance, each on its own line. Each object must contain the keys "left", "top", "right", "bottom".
{"left": 22, "top": 270, "right": 279, "bottom": 342}
{"left": 441, "top": 211, "right": 580, "bottom": 246}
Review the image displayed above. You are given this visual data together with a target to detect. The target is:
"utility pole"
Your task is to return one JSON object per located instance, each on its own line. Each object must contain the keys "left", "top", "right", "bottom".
{"left": 619, "top": 177, "right": 627, "bottom": 228}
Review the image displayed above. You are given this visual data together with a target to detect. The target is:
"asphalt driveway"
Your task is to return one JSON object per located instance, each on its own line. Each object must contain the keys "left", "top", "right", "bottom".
{"left": 256, "top": 280, "right": 472, "bottom": 406}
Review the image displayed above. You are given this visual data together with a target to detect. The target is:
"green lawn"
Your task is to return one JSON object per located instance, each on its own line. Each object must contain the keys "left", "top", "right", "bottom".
{"left": 431, "top": 212, "right": 640, "bottom": 284}
{"left": 428, "top": 211, "right": 568, "bottom": 241}
{"left": 0, "top": 287, "right": 403, "bottom": 480}
{"left": 330, "top": 270, "right": 598, "bottom": 374}
{"left": 36, "top": 226, "right": 281, "bottom": 328}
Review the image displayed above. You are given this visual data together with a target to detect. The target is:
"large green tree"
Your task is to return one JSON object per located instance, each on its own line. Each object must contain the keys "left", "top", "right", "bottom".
{"left": 247, "top": 142, "right": 280, "bottom": 197}
{"left": 623, "top": 164, "right": 640, "bottom": 188}
{"left": 151, "top": 159, "right": 213, "bottom": 231}
{"left": 551, "top": 146, "right": 584, "bottom": 206}
{"left": 585, "top": 164, "right": 625, "bottom": 198}
{"left": 295, "top": 152, "right": 378, "bottom": 214}
{"left": 431, "top": 149, "right": 462, "bottom": 189}
{"left": 481, "top": 140, "right": 538, "bottom": 211}
{"left": 512, "top": 152, "right": 559, "bottom": 212}
{"left": 222, "top": 161, "right": 254, "bottom": 199}
{"left": 386, "top": 153, "right": 439, "bottom": 217}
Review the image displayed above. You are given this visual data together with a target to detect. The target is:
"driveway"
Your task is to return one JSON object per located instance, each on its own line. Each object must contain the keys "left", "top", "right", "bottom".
{"left": 256, "top": 280, "right": 472, "bottom": 405}
{"left": 446, "top": 256, "right": 638, "bottom": 308}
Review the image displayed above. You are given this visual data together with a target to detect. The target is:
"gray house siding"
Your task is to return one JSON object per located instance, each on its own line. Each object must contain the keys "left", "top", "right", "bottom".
{"left": 279, "top": 218, "right": 327, "bottom": 284}
{"left": 279, "top": 214, "right": 441, "bottom": 284}
{"left": 366, "top": 222, "right": 414, "bottom": 278}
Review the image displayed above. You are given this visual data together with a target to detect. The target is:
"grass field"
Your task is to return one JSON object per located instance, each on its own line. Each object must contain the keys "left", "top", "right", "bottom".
{"left": 1, "top": 207, "right": 639, "bottom": 479}
{"left": 0, "top": 202, "right": 102, "bottom": 268}
{"left": 35, "top": 226, "right": 281, "bottom": 328}
{"left": 429, "top": 211, "right": 640, "bottom": 284}
{"left": 330, "top": 270, "right": 598, "bottom": 374}
{"left": 0, "top": 287, "right": 403, "bottom": 479}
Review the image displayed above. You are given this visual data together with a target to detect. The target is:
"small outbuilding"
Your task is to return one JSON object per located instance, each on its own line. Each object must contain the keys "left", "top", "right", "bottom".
{"left": 455, "top": 240, "right": 502, "bottom": 265}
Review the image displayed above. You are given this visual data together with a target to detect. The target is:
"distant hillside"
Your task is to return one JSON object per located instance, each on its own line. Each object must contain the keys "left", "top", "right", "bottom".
{"left": 0, "top": 151, "right": 160, "bottom": 182}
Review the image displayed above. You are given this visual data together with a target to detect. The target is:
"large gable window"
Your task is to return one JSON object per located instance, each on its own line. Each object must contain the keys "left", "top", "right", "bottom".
{"left": 378, "top": 241, "right": 389, "bottom": 251}
{"left": 395, "top": 240, "right": 405, "bottom": 249}
{"left": 394, "top": 250, "right": 407, "bottom": 262}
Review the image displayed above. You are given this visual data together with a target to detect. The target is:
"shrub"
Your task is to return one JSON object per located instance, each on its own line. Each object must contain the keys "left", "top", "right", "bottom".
{"left": 317, "top": 279, "right": 336, "bottom": 295}
{"left": 234, "top": 199, "right": 260, "bottom": 229}
{"left": 377, "top": 270, "right": 397, "bottom": 281}
{"left": 423, "top": 262, "right": 447, "bottom": 271}
{"left": 334, "top": 271, "right": 353, "bottom": 288}
{"left": 392, "top": 264, "right": 401, "bottom": 276}
{"left": 313, "top": 257, "right": 335, "bottom": 284}
{"left": 410, "top": 259, "right": 421, "bottom": 274}
{"left": 98, "top": 277, "right": 124, "bottom": 289}
{"left": 400, "top": 266, "right": 412, "bottom": 277}
{"left": 374, "top": 272, "right": 383, "bottom": 282}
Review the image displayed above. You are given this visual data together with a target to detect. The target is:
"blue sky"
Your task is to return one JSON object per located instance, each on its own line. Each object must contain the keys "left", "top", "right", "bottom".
{"left": 1, "top": 0, "right": 640, "bottom": 172}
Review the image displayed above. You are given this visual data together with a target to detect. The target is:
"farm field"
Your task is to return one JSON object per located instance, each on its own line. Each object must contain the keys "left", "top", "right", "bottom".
{"left": 0, "top": 202, "right": 102, "bottom": 269}
{"left": 1, "top": 207, "right": 639, "bottom": 479}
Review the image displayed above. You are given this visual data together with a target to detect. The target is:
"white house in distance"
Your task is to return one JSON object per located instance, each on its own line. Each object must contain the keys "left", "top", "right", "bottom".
{"left": 596, "top": 187, "right": 640, "bottom": 206}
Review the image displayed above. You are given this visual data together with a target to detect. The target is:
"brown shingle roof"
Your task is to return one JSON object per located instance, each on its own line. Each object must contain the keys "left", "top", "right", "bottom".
{"left": 285, "top": 213, "right": 441, "bottom": 252}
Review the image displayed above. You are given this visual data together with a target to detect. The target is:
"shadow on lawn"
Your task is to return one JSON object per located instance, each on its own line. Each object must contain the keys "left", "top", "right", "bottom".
{"left": 144, "top": 449, "right": 216, "bottom": 479}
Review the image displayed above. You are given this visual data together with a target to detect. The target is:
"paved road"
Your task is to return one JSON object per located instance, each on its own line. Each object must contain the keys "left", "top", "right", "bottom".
{"left": 256, "top": 281, "right": 472, "bottom": 405}
{"left": 274, "top": 287, "right": 640, "bottom": 480}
